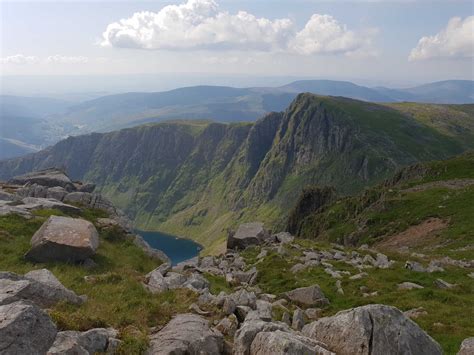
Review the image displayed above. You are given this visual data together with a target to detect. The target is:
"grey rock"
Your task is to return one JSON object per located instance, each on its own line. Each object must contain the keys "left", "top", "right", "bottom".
{"left": 227, "top": 222, "right": 271, "bottom": 250}
{"left": 458, "top": 337, "right": 474, "bottom": 355}
{"left": 292, "top": 308, "right": 305, "bottom": 330}
{"left": 147, "top": 314, "right": 223, "bottom": 355}
{"left": 302, "top": 304, "right": 442, "bottom": 355}
{"left": 223, "top": 297, "right": 236, "bottom": 316}
{"left": 434, "top": 278, "right": 457, "bottom": 289}
{"left": 250, "top": 330, "right": 334, "bottom": 355}
{"left": 284, "top": 285, "right": 329, "bottom": 307}
{"left": 46, "top": 186, "right": 68, "bottom": 201}
{"left": 230, "top": 289, "right": 257, "bottom": 309}
{"left": 273, "top": 232, "right": 294, "bottom": 244}
{"left": 0, "top": 270, "right": 84, "bottom": 308}
{"left": 20, "top": 197, "right": 81, "bottom": 214}
{"left": 304, "top": 308, "right": 322, "bottom": 321}
{"left": 235, "top": 305, "right": 252, "bottom": 323}
{"left": 48, "top": 328, "right": 114, "bottom": 355}
{"left": 405, "top": 261, "right": 427, "bottom": 272}
{"left": 281, "top": 311, "right": 291, "bottom": 326}
{"left": 404, "top": 307, "right": 428, "bottom": 319}
{"left": 233, "top": 320, "right": 291, "bottom": 355}
{"left": 10, "top": 168, "right": 76, "bottom": 191}
{"left": 215, "top": 314, "right": 238, "bottom": 337}
{"left": 77, "top": 183, "right": 96, "bottom": 193}
{"left": 349, "top": 272, "right": 368, "bottom": 280}
{"left": 398, "top": 282, "right": 424, "bottom": 290}
{"left": 25, "top": 216, "right": 99, "bottom": 263}
{"left": 0, "top": 300, "right": 57, "bottom": 355}
{"left": 133, "top": 234, "right": 171, "bottom": 265}
{"left": 374, "top": 253, "right": 394, "bottom": 269}
{"left": 184, "top": 273, "right": 209, "bottom": 291}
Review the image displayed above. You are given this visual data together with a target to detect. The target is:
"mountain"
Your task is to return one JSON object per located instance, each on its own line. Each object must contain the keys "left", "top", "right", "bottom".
{"left": 49, "top": 80, "right": 474, "bottom": 136}
{"left": 0, "top": 95, "right": 71, "bottom": 159}
{"left": 1, "top": 94, "right": 472, "bottom": 252}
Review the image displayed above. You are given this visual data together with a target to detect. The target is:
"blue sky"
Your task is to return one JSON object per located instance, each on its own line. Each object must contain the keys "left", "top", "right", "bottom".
{"left": 0, "top": 0, "right": 473, "bottom": 89}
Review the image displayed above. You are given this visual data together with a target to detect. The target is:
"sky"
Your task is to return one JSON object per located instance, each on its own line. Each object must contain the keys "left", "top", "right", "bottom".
{"left": 0, "top": 0, "right": 473, "bottom": 94}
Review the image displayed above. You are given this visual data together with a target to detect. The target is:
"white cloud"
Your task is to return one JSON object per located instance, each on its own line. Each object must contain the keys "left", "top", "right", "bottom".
{"left": 409, "top": 16, "right": 474, "bottom": 61}
{"left": 100, "top": 0, "right": 374, "bottom": 56}
{"left": 46, "top": 55, "right": 89, "bottom": 64}
{"left": 0, "top": 54, "right": 39, "bottom": 65}
{"left": 290, "top": 14, "right": 374, "bottom": 56}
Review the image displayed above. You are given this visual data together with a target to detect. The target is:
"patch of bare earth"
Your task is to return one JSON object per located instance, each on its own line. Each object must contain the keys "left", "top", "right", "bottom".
{"left": 375, "top": 217, "right": 448, "bottom": 252}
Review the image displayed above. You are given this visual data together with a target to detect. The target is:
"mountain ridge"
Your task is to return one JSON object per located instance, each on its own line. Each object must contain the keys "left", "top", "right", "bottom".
{"left": 1, "top": 93, "right": 473, "bottom": 252}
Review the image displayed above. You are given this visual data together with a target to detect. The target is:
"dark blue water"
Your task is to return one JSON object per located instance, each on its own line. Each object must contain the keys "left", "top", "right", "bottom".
{"left": 138, "top": 230, "right": 201, "bottom": 265}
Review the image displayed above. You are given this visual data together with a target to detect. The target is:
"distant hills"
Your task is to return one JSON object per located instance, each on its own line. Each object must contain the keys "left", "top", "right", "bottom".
{"left": 1, "top": 94, "right": 472, "bottom": 252}
{"left": 0, "top": 79, "right": 472, "bottom": 160}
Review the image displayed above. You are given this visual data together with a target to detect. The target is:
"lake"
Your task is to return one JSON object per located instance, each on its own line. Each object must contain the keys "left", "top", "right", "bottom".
{"left": 137, "top": 230, "right": 201, "bottom": 265}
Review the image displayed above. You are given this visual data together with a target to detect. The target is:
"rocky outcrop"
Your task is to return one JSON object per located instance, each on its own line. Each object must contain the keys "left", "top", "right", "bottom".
{"left": 0, "top": 300, "right": 57, "bottom": 355}
{"left": 47, "top": 328, "right": 119, "bottom": 355}
{"left": 284, "top": 285, "right": 329, "bottom": 307}
{"left": 0, "top": 270, "right": 84, "bottom": 308}
{"left": 227, "top": 222, "right": 272, "bottom": 250}
{"left": 302, "top": 304, "right": 442, "bottom": 355}
{"left": 147, "top": 314, "right": 224, "bottom": 354}
{"left": 250, "top": 330, "right": 334, "bottom": 355}
{"left": 9, "top": 168, "right": 76, "bottom": 192}
{"left": 25, "top": 216, "right": 99, "bottom": 263}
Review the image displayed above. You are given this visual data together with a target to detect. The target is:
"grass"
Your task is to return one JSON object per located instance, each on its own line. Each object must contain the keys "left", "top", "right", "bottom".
{"left": 0, "top": 208, "right": 199, "bottom": 354}
{"left": 241, "top": 243, "right": 473, "bottom": 354}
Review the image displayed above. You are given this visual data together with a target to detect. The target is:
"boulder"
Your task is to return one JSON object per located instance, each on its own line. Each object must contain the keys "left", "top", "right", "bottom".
{"left": 233, "top": 320, "right": 291, "bottom": 355}
{"left": 0, "top": 270, "right": 84, "bottom": 307}
{"left": 25, "top": 216, "right": 99, "bottom": 263}
{"left": 0, "top": 300, "right": 57, "bottom": 354}
{"left": 227, "top": 222, "right": 271, "bottom": 250}
{"left": 21, "top": 197, "right": 81, "bottom": 214}
{"left": 250, "top": 330, "right": 334, "bottom": 355}
{"left": 458, "top": 337, "right": 474, "bottom": 355}
{"left": 215, "top": 314, "right": 238, "bottom": 337}
{"left": 398, "top": 282, "right": 424, "bottom": 290}
{"left": 273, "top": 232, "right": 294, "bottom": 244}
{"left": 302, "top": 304, "right": 442, "bottom": 355}
{"left": 48, "top": 328, "right": 116, "bottom": 355}
{"left": 284, "top": 285, "right": 329, "bottom": 307}
{"left": 9, "top": 169, "right": 76, "bottom": 192}
{"left": 46, "top": 186, "right": 68, "bottom": 201}
{"left": 147, "top": 314, "right": 224, "bottom": 355}
{"left": 434, "top": 278, "right": 457, "bottom": 289}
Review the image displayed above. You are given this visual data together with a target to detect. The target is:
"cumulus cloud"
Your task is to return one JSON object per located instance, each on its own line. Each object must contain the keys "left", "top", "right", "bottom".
{"left": 0, "top": 54, "right": 39, "bottom": 65}
{"left": 46, "top": 55, "right": 89, "bottom": 64}
{"left": 409, "top": 16, "right": 474, "bottom": 61}
{"left": 100, "top": 0, "right": 374, "bottom": 56}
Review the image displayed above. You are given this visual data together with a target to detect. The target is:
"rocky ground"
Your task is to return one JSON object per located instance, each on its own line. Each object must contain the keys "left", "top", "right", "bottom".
{"left": 0, "top": 169, "right": 472, "bottom": 354}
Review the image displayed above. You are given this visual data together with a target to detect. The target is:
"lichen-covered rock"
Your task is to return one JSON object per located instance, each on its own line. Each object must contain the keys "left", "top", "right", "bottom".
{"left": 9, "top": 169, "right": 76, "bottom": 191}
{"left": 147, "top": 314, "right": 223, "bottom": 354}
{"left": 25, "top": 216, "right": 99, "bottom": 263}
{"left": 302, "top": 304, "right": 442, "bottom": 355}
{"left": 227, "top": 222, "right": 271, "bottom": 250}
{"left": 233, "top": 320, "right": 291, "bottom": 355}
{"left": 47, "top": 328, "right": 117, "bottom": 355}
{"left": 458, "top": 337, "right": 474, "bottom": 355}
{"left": 250, "top": 330, "right": 334, "bottom": 355}
{"left": 0, "top": 300, "right": 57, "bottom": 355}
{"left": 284, "top": 285, "right": 329, "bottom": 307}
{"left": 0, "top": 270, "right": 84, "bottom": 308}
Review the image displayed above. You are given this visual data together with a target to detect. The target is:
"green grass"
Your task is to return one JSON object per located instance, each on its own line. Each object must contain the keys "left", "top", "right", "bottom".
{"left": 244, "top": 242, "right": 473, "bottom": 354}
{"left": 0, "top": 208, "right": 199, "bottom": 354}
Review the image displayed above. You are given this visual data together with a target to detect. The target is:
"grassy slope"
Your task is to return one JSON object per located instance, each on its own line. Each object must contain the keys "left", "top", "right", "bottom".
{"left": 0, "top": 208, "right": 199, "bottom": 353}
{"left": 240, "top": 241, "right": 473, "bottom": 354}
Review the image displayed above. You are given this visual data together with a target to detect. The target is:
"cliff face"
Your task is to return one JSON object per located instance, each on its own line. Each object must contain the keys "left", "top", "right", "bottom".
{"left": 0, "top": 94, "right": 469, "bottom": 250}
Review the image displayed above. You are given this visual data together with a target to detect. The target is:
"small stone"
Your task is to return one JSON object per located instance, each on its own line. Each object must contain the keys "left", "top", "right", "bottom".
{"left": 292, "top": 308, "right": 305, "bottom": 330}
{"left": 398, "top": 282, "right": 424, "bottom": 290}
{"left": 433, "top": 278, "right": 456, "bottom": 289}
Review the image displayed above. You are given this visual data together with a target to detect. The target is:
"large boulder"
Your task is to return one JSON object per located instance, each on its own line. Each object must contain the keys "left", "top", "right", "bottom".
{"left": 302, "top": 304, "right": 442, "bottom": 355}
{"left": 458, "top": 337, "right": 474, "bottom": 355}
{"left": 233, "top": 320, "right": 291, "bottom": 355}
{"left": 227, "top": 222, "right": 271, "bottom": 250}
{"left": 25, "top": 216, "right": 99, "bottom": 263}
{"left": 0, "top": 270, "right": 84, "bottom": 308}
{"left": 47, "top": 328, "right": 117, "bottom": 355}
{"left": 147, "top": 314, "right": 223, "bottom": 354}
{"left": 0, "top": 300, "right": 57, "bottom": 355}
{"left": 9, "top": 169, "right": 76, "bottom": 192}
{"left": 284, "top": 285, "right": 329, "bottom": 307}
{"left": 250, "top": 330, "right": 334, "bottom": 355}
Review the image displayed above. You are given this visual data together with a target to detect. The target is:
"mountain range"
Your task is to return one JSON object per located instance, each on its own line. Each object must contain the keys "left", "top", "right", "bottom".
{"left": 1, "top": 93, "right": 473, "bottom": 252}
{"left": 1, "top": 79, "right": 473, "bottom": 160}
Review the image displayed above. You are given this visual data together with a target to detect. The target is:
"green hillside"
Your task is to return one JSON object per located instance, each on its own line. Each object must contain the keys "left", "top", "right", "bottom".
{"left": 0, "top": 94, "right": 473, "bottom": 252}
{"left": 290, "top": 152, "right": 474, "bottom": 257}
